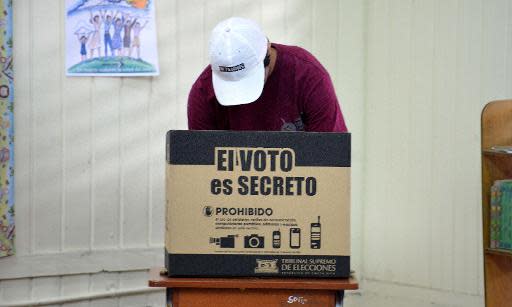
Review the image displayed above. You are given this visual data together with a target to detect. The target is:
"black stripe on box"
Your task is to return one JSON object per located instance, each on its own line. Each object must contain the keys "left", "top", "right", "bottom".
{"left": 165, "top": 250, "right": 350, "bottom": 278}
{"left": 166, "top": 130, "right": 351, "bottom": 167}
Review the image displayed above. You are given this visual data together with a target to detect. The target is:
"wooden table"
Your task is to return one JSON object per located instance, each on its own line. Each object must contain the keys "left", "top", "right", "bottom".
{"left": 148, "top": 267, "right": 358, "bottom": 307}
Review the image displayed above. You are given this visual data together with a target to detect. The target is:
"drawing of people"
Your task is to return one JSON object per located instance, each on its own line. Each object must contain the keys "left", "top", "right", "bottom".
{"left": 76, "top": 32, "right": 91, "bottom": 61}
{"left": 111, "top": 15, "right": 124, "bottom": 56}
{"left": 100, "top": 10, "right": 118, "bottom": 57}
{"left": 131, "top": 20, "right": 148, "bottom": 60}
{"left": 123, "top": 13, "right": 137, "bottom": 57}
{"left": 88, "top": 11, "right": 102, "bottom": 58}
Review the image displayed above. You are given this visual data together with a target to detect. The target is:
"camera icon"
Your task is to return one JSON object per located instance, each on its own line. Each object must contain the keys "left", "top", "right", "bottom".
{"left": 244, "top": 234, "right": 265, "bottom": 248}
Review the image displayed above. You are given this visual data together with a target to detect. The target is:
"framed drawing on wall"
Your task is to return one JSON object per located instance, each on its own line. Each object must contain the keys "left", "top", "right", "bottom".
{"left": 65, "top": 0, "right": 160, "bottom": 77}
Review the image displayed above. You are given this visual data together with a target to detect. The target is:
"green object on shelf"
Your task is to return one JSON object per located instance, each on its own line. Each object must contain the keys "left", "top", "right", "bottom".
{"left": 500, "top": 183, "right": 512, "bottom": 250}
{"left": 492, "top": 180, "right": 512, "bottom": 250}
{"left": 490, "top": 184, "right": 501, "bottom": 249}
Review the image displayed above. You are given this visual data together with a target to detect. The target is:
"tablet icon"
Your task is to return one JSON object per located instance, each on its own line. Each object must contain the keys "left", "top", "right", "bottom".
{"left": 289, "top": 228, "right": 301, "bottom": 249}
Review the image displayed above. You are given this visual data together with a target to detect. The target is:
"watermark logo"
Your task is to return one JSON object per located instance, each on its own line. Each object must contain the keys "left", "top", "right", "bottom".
{"left": 287, "top": 296, "right": 308, "bottom": 304}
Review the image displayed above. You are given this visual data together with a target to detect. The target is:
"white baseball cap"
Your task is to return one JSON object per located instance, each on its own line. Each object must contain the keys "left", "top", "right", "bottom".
{"left": 209, "top": 17, "right": 268, "bottom": 106}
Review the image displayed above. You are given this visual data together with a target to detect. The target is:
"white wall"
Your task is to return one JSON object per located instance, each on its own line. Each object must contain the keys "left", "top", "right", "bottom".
{"left": 0, "top": 0, "right": 365, "bottom": 305}
{"left": 362, "top": 0, "right": 512, "bottom": 306}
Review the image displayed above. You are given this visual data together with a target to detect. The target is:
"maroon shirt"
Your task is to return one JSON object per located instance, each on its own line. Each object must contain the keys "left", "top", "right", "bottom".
{"left": 188, "top": 43, "right": 347, "bottom": 132}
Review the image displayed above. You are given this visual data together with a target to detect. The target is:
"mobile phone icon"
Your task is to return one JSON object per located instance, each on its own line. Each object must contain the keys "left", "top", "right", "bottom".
{"left": 311, "top": 216, "right": 321, "bottom": 249}
{"left": 290, "top": 228, "right": 301, "bottom": 249}
{"left": 272, "top": 230, "right": 281, "bottom": 248}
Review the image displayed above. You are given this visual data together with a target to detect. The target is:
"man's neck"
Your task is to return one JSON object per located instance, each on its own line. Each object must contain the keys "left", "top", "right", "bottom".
{"left": 267, "top": 45, "right": 278, "bottom": 80}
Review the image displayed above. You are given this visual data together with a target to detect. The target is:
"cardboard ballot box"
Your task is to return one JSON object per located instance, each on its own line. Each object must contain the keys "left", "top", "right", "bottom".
{"left": 165, "top": 130, "right": 351, "bottom": 278}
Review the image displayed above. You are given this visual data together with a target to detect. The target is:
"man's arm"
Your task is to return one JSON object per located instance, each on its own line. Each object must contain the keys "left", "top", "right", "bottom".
{"left": 302, "top": 75, "right": 348, "bottom": 132}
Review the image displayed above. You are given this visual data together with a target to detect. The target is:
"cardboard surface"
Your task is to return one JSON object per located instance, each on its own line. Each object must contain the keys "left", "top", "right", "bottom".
{"left": 165, "top": 131, "right": 351, "bottom": 278}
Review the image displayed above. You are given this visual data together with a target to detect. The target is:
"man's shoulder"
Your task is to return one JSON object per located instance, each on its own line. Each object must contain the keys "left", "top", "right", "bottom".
{"left": 189, "top": 65, "right": 217, "bottom": 107}
{"left": 191, "top": 65, "right": 213, "bottom": 90}
{"left": 274, "top": 43, "right": 329, "bottom": 75}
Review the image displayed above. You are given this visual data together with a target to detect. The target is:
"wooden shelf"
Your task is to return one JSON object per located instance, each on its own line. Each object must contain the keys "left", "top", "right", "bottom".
{"left": 148, "top": 267, "right": 359, "bottom": 290}
{"left": 483, "top": 149, "right": 512, "bottom": 156}
{"left": 481, "top": 99, "right": 512, "bottom": 307}
{"left": 148, "top": 267, "right": 358, "bottom": 306}
{"left": 485, "top": 248, "right": 512, "bottom": 257}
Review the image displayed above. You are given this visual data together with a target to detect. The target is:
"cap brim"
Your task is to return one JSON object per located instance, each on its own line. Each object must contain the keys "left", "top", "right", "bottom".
{"left": 212, "top": 62, "right": 265, "bottom": 106}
